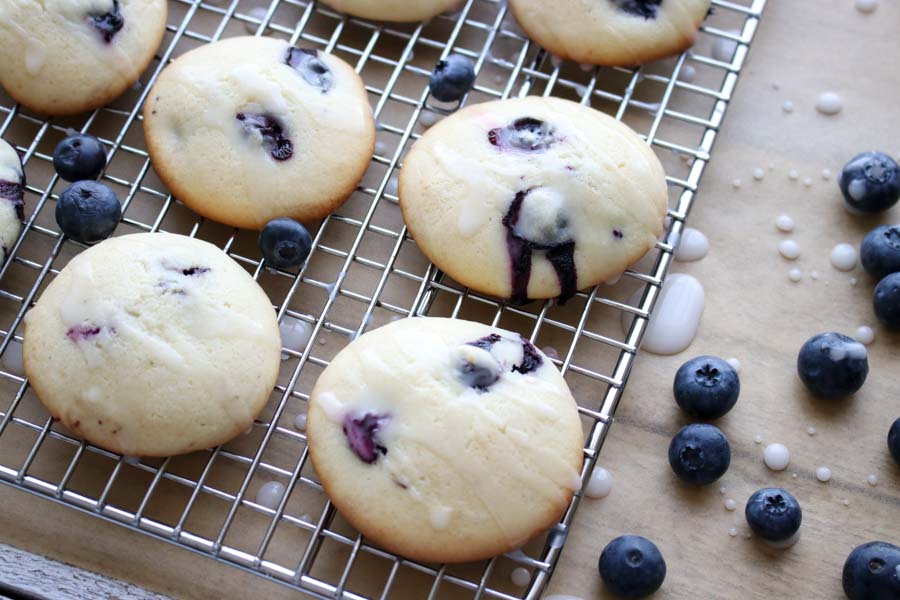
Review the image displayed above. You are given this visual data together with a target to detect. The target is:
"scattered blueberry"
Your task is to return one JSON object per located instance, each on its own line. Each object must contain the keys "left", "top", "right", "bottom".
{"left": 745, "top": 487, "right": 802, "bottom": 544}
{"left": 342, "top": 412, "right": 388, "bottom": 464}
{"left": 838, "top": 151, "right": 900, "bottom": 214}
{"left": 615, "top": 0, "right": 663, "bottom": 19}
{"left": 55, "top": 181, "right": 121, "bottom": 243}
{"left": 673, "top": 356, "right": 740, "bottom": 420}
{"left": 236, "top": 113, "right": 293, "bottom": 161}
{"left": 667, "top": 423, "right": 731, "bottom": 485}
{"left": 797, "top": 332, "right": 869, "bottom": 398}
{"left": 890, "top": 418, "right": 900, "bottom": 465}
{"left": 87, "top": 0, "right": 125, "bottom": 43}
{"left": 842, "top": 541, "right": 900, "bottom": 600}
{"left": 861, "top": 225, "right": 900, "bottom": 279}
{"left": 873, "top": 273, "right": 900, "bottom": 330}
{"left": 598, "top": 535, "right": 666, "bottom": 599}
{"left": 52, "top": 134, "right": 107, "bottom": 182}
{"left": 488, "top": 118, "right": 558, "bottom": 153}
{"left": 285, "top": 47, "right": 333, "bottom": 92}
{"left": 428, "top": 54, "right": 476, "bottom": 103}
{"left": 258, "top": 218, "right": 312, "bottom": 269}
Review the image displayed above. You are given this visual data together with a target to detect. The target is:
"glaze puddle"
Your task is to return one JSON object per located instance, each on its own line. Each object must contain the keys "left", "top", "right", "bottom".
{"left": 621, "top": 274, "right": 705, "bottom": 355}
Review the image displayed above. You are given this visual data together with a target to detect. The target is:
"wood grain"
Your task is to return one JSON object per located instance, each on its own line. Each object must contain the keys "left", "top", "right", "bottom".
{"left": 0, "top": 544, "right": 170, "bottom": 600}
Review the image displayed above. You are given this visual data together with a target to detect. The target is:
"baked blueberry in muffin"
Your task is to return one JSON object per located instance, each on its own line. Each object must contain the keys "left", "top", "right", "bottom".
{"left": 0, "top": 139, "right": 25, "bottom": 262}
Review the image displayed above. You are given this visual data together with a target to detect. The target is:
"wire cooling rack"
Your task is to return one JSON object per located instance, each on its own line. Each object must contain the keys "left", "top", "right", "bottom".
{"left": 0, "top": 0, "right": 766, "bottom": 598}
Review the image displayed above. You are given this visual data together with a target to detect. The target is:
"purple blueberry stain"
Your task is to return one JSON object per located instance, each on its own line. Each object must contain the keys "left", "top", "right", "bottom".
{"left": 180, "top": 266, "right": 210, "bottom": 277}
{"left": 342, "top": 412, "right": 389, "bottom": 464}
{"left": 459, "top": 333, "right": 544, "bottom": 390}
{"left": 285, "top": 47, "right": 333, "bottom": 93}
{"left": 467, "top": 334, "right": 501, "bottom": 352}
{"left": 0, "top": 181, "right": 25, "bottom": 221}
{"left": 614, "top": 0, "right": 662, "bottom": 19}
{"left": 66, "top": 325, "right": 103, "bottom": 342}
{"left": 502, "top": 189, "right": 578, "bottom": 305}
{"left": 235, "top": 113, "right": 293, "bottom": 161}
{"left": 613, "top": 229, "right": 624, "bottom": 239}
{"left": 488, "top": 118, "right": 558, "bottom": 153}
{"left": 87, "top": 0, "right": 125, "bottom": 43}
{"left": 512, "top": 336, "right": 543, "bottom": 375}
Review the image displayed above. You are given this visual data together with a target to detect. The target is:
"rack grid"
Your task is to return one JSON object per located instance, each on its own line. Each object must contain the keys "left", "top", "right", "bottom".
{"left": 0, "top": 0, "right": 766, "bottom": 598}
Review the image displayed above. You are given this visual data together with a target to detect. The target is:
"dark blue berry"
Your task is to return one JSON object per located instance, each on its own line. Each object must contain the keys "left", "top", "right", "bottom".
{"left": 258, "top": 218, "right": 312, "bottom": 269}
{"left": 861, "top": 225, "right": 900, "bottom": 279}
{"left": 236, "top": 113, "right": 293, "bottom": 161}
{"left": 428, "top": 54, "right": 476, "bottom": 103}
{"left": 457, "top": 353, "right": 501, "bottom": 390}
{"left": 842, "top": 541, "right": 900, "bottom": 600}
{"left": 342, "top": 413, "right": 388, "bottom": 463}
{"left": 55, "top": 181, "right": 121, "bottom": 243}
{"left": 874, "top": 273, "right": 900, "bottom": 330}
{"left": 838, "top": 151, "right": 900, "bottom": 214}
{"left": 598, "top": 535, "right": 666, "bottom": 599}
{"left": 797, "top": 332, "right": 869, "bottom": 398}
{"left": 614, "top": 0, "right": 663, "bottom": 19}
{"left": 745, "top": 488, "right": 802, "bottom": 544}
{"left": 88, "top": 0, "right": 125, "bottom": 43}
{"left": 667, "top": 423, "right": 730, "bottom": 485}
{"left": 53, "top": 134, "right": 107, "bottom": 182}
{"left": 888, "top": 418, "right": 900, "bottom": 466}
{"left": 285, "top": 47, "right": 333, "bottom": 92}
{"left": 673, "top": 356, "right": 740, "bottom": 419}
{"left": 488, "top": 118, "right": 557, "bottom": 153}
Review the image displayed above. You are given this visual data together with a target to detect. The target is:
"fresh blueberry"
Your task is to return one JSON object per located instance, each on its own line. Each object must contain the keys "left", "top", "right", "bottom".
{"left": 342, "top": 412, "right": 389, "bottom": 464}
{"left": 236, "top": 113, "right": 293, "bottom": 161}
{"left": 842, "top": 541, "right": 900, "bottom": 600}
{"left": 87, "top": 0, "right": 125, "bottom": 43}
{"left": 598, "top": 535, "right": 666, "bottom": 599}
{"left": 667, "top": 423, "right": 731, "bottom": 485}
{"left": 52, "top": 134, "right": 107, "bottom": 182}
{"left": 874, "top": 273, "right": 900, "bottom": 330}
{"left": 838, "top": 151, "right": 900, "bottom": 214}
{"left": 861, "top": 225, "right": 900, "bottom": 279}
{"left": 745, "top": 487, "right": 802, "bottom": 544}
{"left": 890, "top": 418, "right": 900, "bottom": 465}
{"left": 489, "top": 118, "right": 558, "bottom": 153}
{"left": 797, "top": 332, "right": 869, "bottom": 398}
{"left": 285, "top": 47, "right": 333, "bottom": 92}
{"left": 55, "top": 181, "right": 121, "bottom": 243}
{"left": 258, "top": 218, "right": 312, "bottom": 269}
{"left": 673, "top": 356, "right": 740, "bottom": 420}
{"left": 614, "top": 0, "right": 663, "bottom": 19}
{"left": 428, "top": 54, "right": 476, "bottom": 103}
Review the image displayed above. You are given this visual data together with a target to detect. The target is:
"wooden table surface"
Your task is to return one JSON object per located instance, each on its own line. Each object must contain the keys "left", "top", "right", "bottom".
{"left": 2, "top": 0, "right": 899, "bottom": 599}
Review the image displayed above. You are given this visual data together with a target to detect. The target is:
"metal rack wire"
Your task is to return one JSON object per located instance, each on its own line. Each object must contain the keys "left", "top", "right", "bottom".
{"left": 0, "top": 0, "right": 766, "bottom": 597}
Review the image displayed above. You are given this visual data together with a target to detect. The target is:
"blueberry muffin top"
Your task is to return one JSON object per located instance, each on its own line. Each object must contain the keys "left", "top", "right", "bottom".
{"left": 23, "top": 232, "right": 281, "bottom": 457}
{"left": 399, "top": 96, "right": 668, "bottom": 303}
{"left": 508, "top": 0, "right": 711, "bottom": 67}
{"left": 0, "top": 139, "right": 25, "bottom": 262}
{"left": 143, "top": 36, "right": 375, "bottom": 229}
{"left": 320, "top": 0, "right": 462, "bottom": 22}
{"left": 307, "top": 317, "right": 584, "bottom": 563}
{"left": 0, "top": 0, "right": 167, "bottom": 115}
